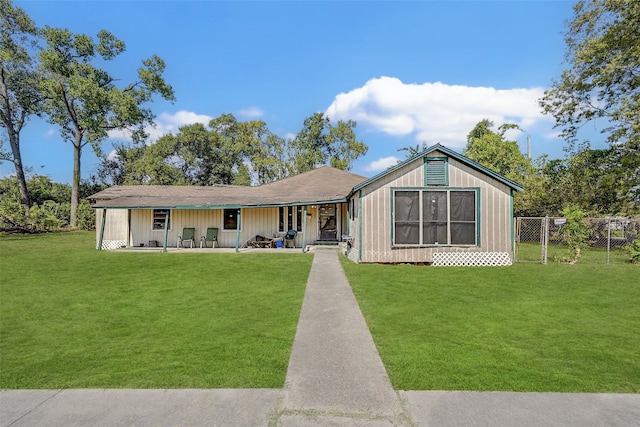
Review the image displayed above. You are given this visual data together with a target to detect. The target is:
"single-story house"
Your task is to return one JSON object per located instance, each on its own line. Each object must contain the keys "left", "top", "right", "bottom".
{"left": 89, "top": 166, "right": 366, "bottom": 251}
{"left": 89, "top": 144, "right": 523, "bottom": 265}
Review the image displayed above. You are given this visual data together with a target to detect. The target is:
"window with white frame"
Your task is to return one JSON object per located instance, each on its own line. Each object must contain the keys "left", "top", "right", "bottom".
{"left": 152, "top": 209, "right": 170, "bottom": 230}
{"left": 296, "top": 206, "right": 303, "bottom": 231}
{"left": 279, "top": 206, "right": 301, "bottom": 232}
{"left": 393, "top": 189, "right": 477, "bottom": 246}
{"left": 223, "top": 208, "right": 240, "bottom": 230}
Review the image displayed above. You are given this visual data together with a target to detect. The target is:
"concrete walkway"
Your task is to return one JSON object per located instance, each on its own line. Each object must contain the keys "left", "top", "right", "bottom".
{"left": 273, "top": 247, "right": 411, "bottom": 425}
{"left": 2, "top": 247, "right": 639, "bottom": 426}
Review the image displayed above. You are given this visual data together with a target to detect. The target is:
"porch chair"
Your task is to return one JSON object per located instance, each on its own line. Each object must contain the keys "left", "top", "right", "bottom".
{"left": 177, "top": 227, "right": 196, "bottom": 248}
{"left": 200, "top": 227, "right": 218, "bottom": 248}
{"left": 284, "top": 230, "right": 297, "bottom": 248}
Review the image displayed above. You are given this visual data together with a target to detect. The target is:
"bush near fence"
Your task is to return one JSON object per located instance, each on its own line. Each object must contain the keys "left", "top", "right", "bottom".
{"left": 516, "top": 217, "right": 639, "bottom": 264}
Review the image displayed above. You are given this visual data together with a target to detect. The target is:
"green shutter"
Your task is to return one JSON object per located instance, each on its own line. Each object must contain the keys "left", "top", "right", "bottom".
{"left": 425, "top": 158, "right": 447, "bottom": 185}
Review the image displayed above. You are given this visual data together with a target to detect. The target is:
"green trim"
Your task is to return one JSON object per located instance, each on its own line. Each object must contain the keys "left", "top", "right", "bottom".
{"left": 351, "top": 143, "right": 523, "bottom": 196}
{"left": 162, "top": 210, "right": 169, "bottom": 252}
{"left": 302, "top": 205, "right": 307, "bottom": 253}
{"left": 92, "top": 199, "right": 349, "bottom": 211}
{"left": 235, "top": 208, "right": 241, "bottom": 253}
{"left": 476, "top": 189, "right": 482, "bottom": 247}
{"left": 98, "top": 209, "right": 106, "bottom": 251}
{"left": 510, "top": 189, "right": 515, "bottom": 256}
{"left": 358, "top": 190, "right": 363, "bottom": 262}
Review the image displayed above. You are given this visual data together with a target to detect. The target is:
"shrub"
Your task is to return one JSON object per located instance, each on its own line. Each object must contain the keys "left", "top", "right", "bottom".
{"left": 627, "top": 241, "right": 640, "bottom": 264}
{"left": 76, "top": 200, "right": 96, "bottom": 230}
{"left": 559, "top": 205, "right": 589, "bottom": 264}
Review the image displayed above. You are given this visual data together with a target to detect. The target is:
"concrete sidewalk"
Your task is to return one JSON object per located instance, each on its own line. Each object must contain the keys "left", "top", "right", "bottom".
{"left": 273, "top": 247, "right": 411, "bottom": 425}
{"left": 2, "top": 247, "right": 639, "bottom": 426}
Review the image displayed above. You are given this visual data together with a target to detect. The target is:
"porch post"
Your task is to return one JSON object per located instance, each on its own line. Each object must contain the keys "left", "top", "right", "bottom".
{"left": 235, "top": 208, "right": 241, "bottom": 252}
{"left": 162, "top": 210, "right": 169, "bottom": 253}
{"left": 302, "top": 205, "right": 307, "bottom": 253}
{"left": 97, "top": 208, "right": 107, "bottom": 251}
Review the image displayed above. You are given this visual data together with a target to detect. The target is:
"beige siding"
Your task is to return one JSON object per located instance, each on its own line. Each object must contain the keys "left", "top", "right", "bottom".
{"left": 98, "top": 204, "right": 343, "bottom": 249}
{"left": 95, "top": 209, "right": 129, "bottom": 247}
{"left": 353, "top": 154, "right": 514, "bottom": 263}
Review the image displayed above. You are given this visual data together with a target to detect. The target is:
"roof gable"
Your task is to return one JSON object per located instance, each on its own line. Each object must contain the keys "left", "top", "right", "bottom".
{"left": 351, "top": 144, "right": 523, "bottom": 194}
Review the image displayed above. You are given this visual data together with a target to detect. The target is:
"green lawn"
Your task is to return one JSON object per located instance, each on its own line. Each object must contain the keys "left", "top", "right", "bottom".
{"left": 341, "top": 257, "right": 639, "bottom": 393}
{"left": 0, "top": 232, "right": 312, "bottom": 389}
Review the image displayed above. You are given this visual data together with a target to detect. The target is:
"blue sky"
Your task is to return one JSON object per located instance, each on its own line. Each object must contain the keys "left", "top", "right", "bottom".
{"left": 5, "top": 0, "right": 606, "bottom": 184}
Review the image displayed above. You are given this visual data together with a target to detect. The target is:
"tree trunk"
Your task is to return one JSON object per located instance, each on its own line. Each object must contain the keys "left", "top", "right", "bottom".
{"left": 70, "top": 136, "right": 82, "bottom": 228}
{"left": 8, "top": 128, "right": 31, "bottom": 210}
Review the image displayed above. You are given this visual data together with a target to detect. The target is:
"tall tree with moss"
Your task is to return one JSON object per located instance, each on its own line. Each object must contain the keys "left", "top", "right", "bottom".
{"left": 540, "top": 0, "right": 639, "bottom": 209}
{"left": 38, "top": 26, "right": 175, "bottom": 226}
{"left": 0, "top": 0, "right": 40, "bottom": 210}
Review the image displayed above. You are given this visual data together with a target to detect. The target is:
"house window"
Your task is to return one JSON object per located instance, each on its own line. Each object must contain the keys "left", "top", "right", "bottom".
{"left": 223, "top": 208, "right": 240, "bottom": 230}
{"left": 394, "top": 189, "right": 477, "bottom": 246}
{"left": 152, "top": 209, "right": 170, "bottom": 230}
{"left": 394, "top": 191, "right": 420, "bottom": 244}
{"left": 296, "top": 206, "right": 303, "bottom": 232}
{"left": 279, "top": 207, "right": 285, "bottom": 232}
{"left": 279, "top": 206, "right": 301, "bottom": 232}
{"left": 425, "top": 157, "right": 448, "bottom": 186}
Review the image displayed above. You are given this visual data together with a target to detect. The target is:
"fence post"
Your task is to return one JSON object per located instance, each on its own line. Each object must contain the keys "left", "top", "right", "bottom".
{"left": 515, "top": 217, "right": 520, "bottom": 262}
{"left": 607, "top": 217, "right": 611, "bottom": 264}
{"left": 542, "top": 216, "right": 549, "bottom": 264}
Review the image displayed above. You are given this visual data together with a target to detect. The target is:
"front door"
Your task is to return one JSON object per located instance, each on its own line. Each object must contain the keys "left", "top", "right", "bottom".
{"left": 319, "top": 204, "right": 337, "bottom": 241}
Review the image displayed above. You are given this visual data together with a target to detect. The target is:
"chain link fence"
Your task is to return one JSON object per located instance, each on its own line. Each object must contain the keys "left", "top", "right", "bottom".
{"left": 515, "top": 217, "right": 639, "bottom": 264}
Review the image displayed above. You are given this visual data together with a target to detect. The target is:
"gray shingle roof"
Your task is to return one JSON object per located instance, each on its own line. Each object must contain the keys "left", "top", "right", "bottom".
{"left": 89, "top": 166, "right": 368, "bottom": 209}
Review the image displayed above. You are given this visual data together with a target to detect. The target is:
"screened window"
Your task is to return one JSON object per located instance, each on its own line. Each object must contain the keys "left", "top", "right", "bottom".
{"left": 394, "top": 189, "right": 477, "bottom": 246}
{"left": 223, "top": 209, "right": 240, "bottom": 230}
{"left": 394, "top": 191, "right": 420, "bottom": 244}
{"left": 152, "top": 209, "right": 170, "bottom": 230}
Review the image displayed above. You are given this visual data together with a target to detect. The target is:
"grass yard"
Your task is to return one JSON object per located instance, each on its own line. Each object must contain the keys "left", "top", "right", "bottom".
{"left": 0, "top": 232, "right": 312, "bottom": 389}
{"left": 341, "top": 257, "right": 639, "bottom": 393}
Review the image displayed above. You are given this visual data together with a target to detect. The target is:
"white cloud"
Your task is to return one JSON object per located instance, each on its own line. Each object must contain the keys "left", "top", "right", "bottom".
{"left": 237, "top": 106, "right": 264, "bottom": 118}
{"left": 108, "top": 110, "right": 213, "bottom": 143}
{"left": 326, "top": 77, "right": 550, "bottom": 148}
{"left": 364, "top": 156, "right": 400, "bottom": 172}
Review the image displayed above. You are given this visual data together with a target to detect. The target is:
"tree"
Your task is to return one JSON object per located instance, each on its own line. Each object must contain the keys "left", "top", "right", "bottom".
{"left": 397, "top": 142, "right": 428, "bottom": 159}
{"left": 290, "top": 112, "right": 367, "bottom": 174}
{"left": 541, "top": 144, "right": 638, "bottom": 216}
{"left": 98, "top": 113, "right": 368, "bottom": 186}
{"left": 38, "top": 26, "right": 175, "bottom": 226}
{"left": 0, "top": 0, "right": 39, "bottom": 210}
{"left": 462, "top": 120, "right": 529, "bottom": 183}
{"left": 539, "top": 0, "right": 639, "bottom": 203}
{"left": 461, "top": 120, "right": 555, "bottom": 217}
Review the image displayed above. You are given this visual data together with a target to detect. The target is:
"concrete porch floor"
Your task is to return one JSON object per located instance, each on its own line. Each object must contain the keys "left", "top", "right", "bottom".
{"left": 111, "top": 245, "right": 329, "bottom": 253}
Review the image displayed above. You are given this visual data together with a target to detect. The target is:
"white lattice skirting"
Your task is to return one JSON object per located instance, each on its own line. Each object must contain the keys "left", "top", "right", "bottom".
{"left": 98, "top": 240, "right": 127, "bottom": 250}
{"left": 433, "top": 251, "right": 512, "bottom": 266}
